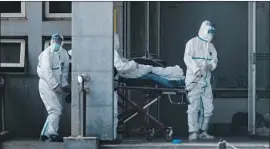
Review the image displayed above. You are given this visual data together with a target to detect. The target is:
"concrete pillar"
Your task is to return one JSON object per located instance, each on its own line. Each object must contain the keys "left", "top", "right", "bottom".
{"left": 248, "top": 1, "right": 256, "bottom": 135}
{"left": 70, "top": 1, "right": 114, "bottom": 141}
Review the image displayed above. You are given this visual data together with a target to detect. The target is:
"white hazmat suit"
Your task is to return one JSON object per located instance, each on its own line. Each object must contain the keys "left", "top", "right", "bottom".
{"left": 184, "top": 20, "right": 218, "bottom": 140}
{"left": 37, "top": 34, "right": 70, "bottom": 141}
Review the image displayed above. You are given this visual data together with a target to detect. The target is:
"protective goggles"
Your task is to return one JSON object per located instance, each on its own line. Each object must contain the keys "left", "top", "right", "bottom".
{"left": 208, "top": 22, "right": 216, "bottom": 34}
{"left": 208, "top": 28, "right": 215, "bottom": 35}
{"left": 51, "top": 34, "right": 63, "bottom": 44}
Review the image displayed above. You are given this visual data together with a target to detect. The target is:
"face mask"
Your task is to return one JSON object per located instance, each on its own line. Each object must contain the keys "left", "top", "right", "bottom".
{"left": 51, "top": 43, "right": 61, "bottom": 52}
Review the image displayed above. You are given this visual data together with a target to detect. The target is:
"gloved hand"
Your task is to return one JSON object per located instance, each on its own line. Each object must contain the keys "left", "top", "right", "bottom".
{"left": 54, "top": 85, "right": 63, "bottom": 93}
{"left": 195, "top": 69, "right": 203, "bottom": 77}
{"left": 62, "top": 86, "right": 71, "bottom": 93}
{"left": 207, "top": 64, "right": 213, "bottom": 71}
{"left": 65, "top": 94, "right": 71, "bottom": 103}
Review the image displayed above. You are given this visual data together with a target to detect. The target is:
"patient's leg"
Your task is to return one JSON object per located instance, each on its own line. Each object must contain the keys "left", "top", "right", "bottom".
{"left": 151, "top": 65, "right": 184, "bottom": 80}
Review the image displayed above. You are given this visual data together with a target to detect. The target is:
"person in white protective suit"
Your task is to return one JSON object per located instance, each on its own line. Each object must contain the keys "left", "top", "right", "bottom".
{"left": 184, "top": 20, "right": 218, "bottom": 141}
{"left": 37, "top": 33, "right": 70, "bottom": 142}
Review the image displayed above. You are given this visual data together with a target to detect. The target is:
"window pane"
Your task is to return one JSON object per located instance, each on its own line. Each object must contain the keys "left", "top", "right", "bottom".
{"left": 49, "top": 1, "right": 72, "bottom": 13}
{"left": 63, "top": 43, "right": 71, "bottom": 51}
{"left": 130, "top": 2, "right": 146, "bottom": 57}
{"left": 0, "top": 43, "right": 21, "bottom": 63}
{"left": 0, "top": 2, "right": 21, "bottom": 13}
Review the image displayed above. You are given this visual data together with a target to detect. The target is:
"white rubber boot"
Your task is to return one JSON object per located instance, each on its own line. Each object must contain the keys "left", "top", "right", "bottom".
{"left": 189, "top": 132, "right": 198, "bottom": 141}
{"left": 198, "top": 131, "right": 215, "bottom": 140}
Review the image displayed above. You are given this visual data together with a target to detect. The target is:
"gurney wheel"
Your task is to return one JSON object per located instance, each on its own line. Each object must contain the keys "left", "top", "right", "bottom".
{"left": 145, "top": 129, "right": 155, "bottom": 141}
{"left": 164, "top": 128, "right": 173, "bottom": 141}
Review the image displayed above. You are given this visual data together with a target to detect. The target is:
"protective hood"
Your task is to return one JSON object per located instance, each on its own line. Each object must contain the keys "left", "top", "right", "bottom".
{"left": 198, "top": 20, "right": 215, "bottom": 42}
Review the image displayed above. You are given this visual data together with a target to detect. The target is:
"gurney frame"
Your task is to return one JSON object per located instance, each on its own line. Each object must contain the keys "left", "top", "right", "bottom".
{"left": 116, "top": 84, "right": 188, "bottom": 141}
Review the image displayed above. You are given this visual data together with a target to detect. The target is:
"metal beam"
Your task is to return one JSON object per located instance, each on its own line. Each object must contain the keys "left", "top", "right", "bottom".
{"left": 248, "top": 1, "right": 256, "bottom": 135}
{"left": 157, "top": 2, "right": 161, "bottom": 59}
{"left": 126, "top": 2, "right": 131, "bottom": 59}
{"left": 123, "top": 2, "right": 131, "bottom": 58}
{"left": 145, "top": 2, "right": 150, "bottom": 57}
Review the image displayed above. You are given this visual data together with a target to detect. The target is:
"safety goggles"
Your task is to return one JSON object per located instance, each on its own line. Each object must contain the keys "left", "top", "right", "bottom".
{"left": 208, "top": 26, "right": 216, "bottom": 35}
{"left": 51, "top": 40, "right": 62, "bottom": 45}
{"left": 51, "top": 37, "right": 62, "bottom": 45}
{"left": 207, "top": 22, "right": 216, "bottom": 34}
{"left": 51, "top": 33, "right": 63, "bottom": 44}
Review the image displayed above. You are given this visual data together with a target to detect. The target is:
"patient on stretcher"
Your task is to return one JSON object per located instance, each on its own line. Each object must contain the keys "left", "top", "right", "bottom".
{"left": 115, "top": 52, "right": 185, "bottom": 88}
{"left": 117, "top": 59, "right": 185, "bottom": 81}
{"left": 113, "top": 33, "right": 185, "bottom": 88}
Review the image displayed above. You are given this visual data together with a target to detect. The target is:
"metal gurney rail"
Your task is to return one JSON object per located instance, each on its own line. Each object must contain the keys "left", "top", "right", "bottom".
{"left": 118, "top": 85, "right": 187, "bottom": 104}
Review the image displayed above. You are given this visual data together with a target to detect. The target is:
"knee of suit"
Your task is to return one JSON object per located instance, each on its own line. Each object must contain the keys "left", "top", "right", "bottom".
{"left": 202, "top": 104, "right": 214, "bottom": 117}
{"left": 48, "top": 109, "right": 62, "bottom": 116}
{"left": 203, "top": 110, "right": 213, "bottom": 117}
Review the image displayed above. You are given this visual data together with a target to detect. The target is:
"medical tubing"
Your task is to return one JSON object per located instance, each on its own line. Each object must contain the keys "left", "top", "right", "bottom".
{"left": 185, "top": 75, "right": 203, "bottom": 91}
{"left": 224, "top": 141, "right": 239, "bottom": 149}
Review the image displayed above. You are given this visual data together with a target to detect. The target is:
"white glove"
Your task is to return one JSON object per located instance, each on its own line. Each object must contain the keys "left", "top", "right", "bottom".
{"left": 195, "top": 69, "right": 203, "bottom": 77}
{"left": 207, "top": 64, "right": 213, "bottom": 71}
{"left": 202, "top": 64, "right": 212, "bottom": 71}
{"left": 53, "top": 85, "right": 64, "bottom": 93}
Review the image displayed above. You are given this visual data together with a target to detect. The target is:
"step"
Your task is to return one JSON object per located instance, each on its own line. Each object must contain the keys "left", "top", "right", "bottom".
{"left": 1, "top": 138, "right": 269, "bottom": 149}
{"left": 101, "top": 138, "right": 269, "bottom": 149}
{"left": 101, "top": 142, "right": 269, "bottom": 149}
{"left": 1, "top": 140, "right": 64, "bottom": 149}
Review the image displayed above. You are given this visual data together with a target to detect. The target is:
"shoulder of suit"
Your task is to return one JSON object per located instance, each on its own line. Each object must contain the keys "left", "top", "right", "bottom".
{"left": 41, "top": 47, "right": 50, "bottom": 56}
{"left": 43, "top": 46, "right": 52, "bottom": 53}
{"left": 59, "top": 47, "right": 68, "bottom": 54}
{"left": 209, "top": 42, "right": 215, "bottom": 48}
{"left": 59, "top": 48, "right": 70, "bottom": 59}
{"left": 186, "top": 37, "right": 197, "bottom": 45}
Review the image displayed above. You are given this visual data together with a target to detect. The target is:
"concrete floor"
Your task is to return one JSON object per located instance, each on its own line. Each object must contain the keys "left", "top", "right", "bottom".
{"left": 1, "top": 137, "right": 269, "bottom": 149}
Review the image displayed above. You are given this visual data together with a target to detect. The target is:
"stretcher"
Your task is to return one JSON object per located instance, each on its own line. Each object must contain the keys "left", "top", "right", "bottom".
{"left": 115, "top": 58, "right": 198, "bottom": 141}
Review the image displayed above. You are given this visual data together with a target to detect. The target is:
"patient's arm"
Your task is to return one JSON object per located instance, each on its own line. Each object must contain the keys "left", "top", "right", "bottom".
{"left": 114, "top": 50, "right": 137, "bottom": 72}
